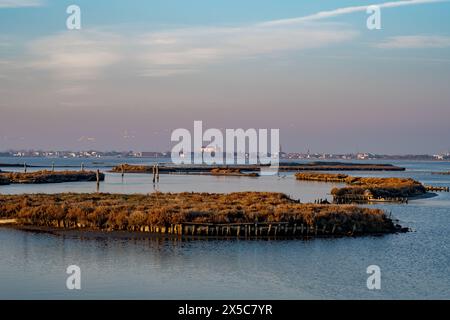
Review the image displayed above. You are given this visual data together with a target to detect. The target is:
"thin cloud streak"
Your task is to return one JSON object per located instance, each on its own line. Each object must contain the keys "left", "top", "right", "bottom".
{"left": 376, "top": 35, "right": 450, "bottom": 48}
{"left": 262, "top": 0, "right": 448, "bottom": 26}
{"left": 0, "top": 0, "right": 43, "bottom": 8}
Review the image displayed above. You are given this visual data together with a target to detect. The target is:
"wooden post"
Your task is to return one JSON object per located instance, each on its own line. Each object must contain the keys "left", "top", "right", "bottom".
{"left": 96, "top": 169, "right": 100, "bottom": 192}
{"left": 81, "top": 163, "right": 84, "bottom": 172}
{"left": 268, "top": 224, "right": 272, "bottom": 236}
{"left": 121, "top": 164, "right": 124, "bottom": 178}
{"left": 156, "top": 163, "right": 160, "bottom": 183}
{"left": 152, "top": 165, "right": 156, "bottom": 184}
{"left": 237, "top": 226, "right": 240, "bottom": 237}
{"left": 51, "top": 162, "right": 55, "bottom": 172}
{"left": 293, "top": 223, "right": 297, "bottom": 235}
{"left": 24, "top": 162, "right": 27, "bottom": 173}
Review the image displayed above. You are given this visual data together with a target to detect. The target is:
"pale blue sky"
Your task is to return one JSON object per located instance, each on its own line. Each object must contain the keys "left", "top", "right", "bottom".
{"left": 1, "top": 0, "right": 450, "bottom": 153}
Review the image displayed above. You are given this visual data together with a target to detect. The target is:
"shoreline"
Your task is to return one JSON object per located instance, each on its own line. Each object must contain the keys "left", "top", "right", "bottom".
{"left": 0, "top": 218, "right": 17, "bottom": 225}
{"left": 408, "top": 192, "right": 439, "bottom": 200}
{"left": 0, "top": 223, "right": 406, "bottom": 239}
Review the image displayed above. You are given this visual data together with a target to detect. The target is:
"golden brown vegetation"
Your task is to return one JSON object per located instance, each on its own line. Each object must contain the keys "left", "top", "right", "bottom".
{"left": 111, "top": 164, "right": 152, "bottom": 173}
{"left": 295, "top": 172, "right": 426, "bottom": 201}
{"left": 295, "top": 172, "right": 349, "bottom": 182}
{"left": 210, "top": 168, "right": 258, "bottom": 177}
{"left": 0, "top": 170, "right": 105, "bottom": 184}
{"left": 0, "top": 192, "right": 398, "bottom": 234}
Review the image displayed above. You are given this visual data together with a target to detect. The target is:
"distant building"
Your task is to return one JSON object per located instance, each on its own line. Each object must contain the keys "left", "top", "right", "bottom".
{"left": 357, "top": 153, "right": 369, "bottom": 160}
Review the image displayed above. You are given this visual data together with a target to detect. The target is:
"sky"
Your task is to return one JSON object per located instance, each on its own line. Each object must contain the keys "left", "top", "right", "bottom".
{"left": 1, "top": 0, "right": 450, "bottom": 154}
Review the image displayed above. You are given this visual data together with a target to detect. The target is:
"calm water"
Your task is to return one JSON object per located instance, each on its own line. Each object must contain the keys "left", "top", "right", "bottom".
{"left": 0, "top": 158, "right": 449, "bottom": 299}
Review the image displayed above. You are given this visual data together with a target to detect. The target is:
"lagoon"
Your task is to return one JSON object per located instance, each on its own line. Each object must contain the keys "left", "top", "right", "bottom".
{"left": 0, "top": 158, "right": 449, "bottom": 299}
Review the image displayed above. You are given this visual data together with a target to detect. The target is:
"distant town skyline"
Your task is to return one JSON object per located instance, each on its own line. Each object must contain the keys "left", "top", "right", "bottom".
{"left": 1, "top": 149, "right": 449, "bottom": 160}
{"left": 1, "top": 0, "right": 450, "bottom": 154}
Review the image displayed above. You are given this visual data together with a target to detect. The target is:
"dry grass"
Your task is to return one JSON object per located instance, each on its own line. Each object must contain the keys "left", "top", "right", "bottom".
{"left": 295, "top": 172, "right": 349, "bottom": 182}
{"left": 0, "top": 192, "right": 395, "bottom": 234}
{"left": 0, "top": 170, "right": 104, "bottom": 184}
{"left": 210, "top": 168, "right": 258, "bottom": 177}
{"left": 295, "top": 172, "right": 426, "bottom": 199}
{"left": 111, "top": 164, "right": 152, "bottom": 173}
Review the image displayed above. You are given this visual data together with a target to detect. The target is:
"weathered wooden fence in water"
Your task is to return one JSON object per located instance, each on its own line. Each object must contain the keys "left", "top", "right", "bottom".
{"left": 74, "top": 222, "right": 370, "bottom": 238}
{"left": 333, "top": 195, "right": 408, "bottom": 204}
{"left": 425, "top": 185, "right": 449, "bottom": 192}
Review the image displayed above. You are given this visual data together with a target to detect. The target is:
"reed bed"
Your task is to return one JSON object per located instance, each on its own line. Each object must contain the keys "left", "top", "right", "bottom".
{"left": 0, "top": 170, "right": 104, "bottom": 184}
{"left": 295, "top": 172, "right": 426, "bottom": 201}
{"left": 0, "top": 192, "right": 398, "bottom": 235}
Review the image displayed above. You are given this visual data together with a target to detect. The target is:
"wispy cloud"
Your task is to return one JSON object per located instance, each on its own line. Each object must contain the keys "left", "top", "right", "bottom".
{"left": 262, "top": 0, "right": 448, "bottom": 26}
{"left": 376, "top": 35, "right": 450, "bottom": 48}
{"left": 24, "top": 22, "right": 357, "bottom": 79}
{"left": 19, "top": 0, "right": 447, "bottom": 79}
{"left": 27, "top": 31, "right": 123, "bottom": 79}
{"left": 0, "top": 0, "right": 43, "bottom": 8}
{"left": 136, "top": 23, "right": 357, "bottom": 76}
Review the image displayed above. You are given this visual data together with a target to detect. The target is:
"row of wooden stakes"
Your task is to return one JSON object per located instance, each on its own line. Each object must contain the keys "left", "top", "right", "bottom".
{"left": 126, "top": 222, "right": 352, "bottom": 237}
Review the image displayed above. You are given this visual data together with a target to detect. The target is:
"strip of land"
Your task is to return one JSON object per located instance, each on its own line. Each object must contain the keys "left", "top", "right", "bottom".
{"left": 210, "top": 168, "right": 258, "bottom": 177}
{"left": 0, "top": 170, "right": 104, "bottom": 184}
{"left": 110, "top": 162, "right": 405, "bottom": 175}
{"left": 431, "top": 171, "right": 450, "bottom": 175}
{"left": 295, "top": 172, "right": 428, "bottom": 203}
{"left": 0, "top": 192, "right": 405, "bottom": 237}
